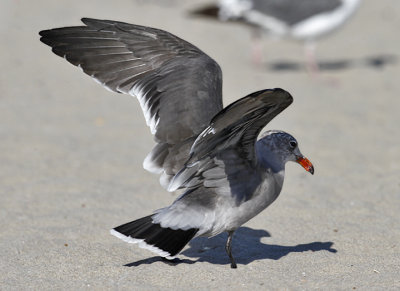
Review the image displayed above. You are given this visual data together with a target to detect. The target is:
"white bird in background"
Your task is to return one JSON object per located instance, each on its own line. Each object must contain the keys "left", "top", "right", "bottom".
{"left": 218, "top": 0, "right": 362, "bottom": 72}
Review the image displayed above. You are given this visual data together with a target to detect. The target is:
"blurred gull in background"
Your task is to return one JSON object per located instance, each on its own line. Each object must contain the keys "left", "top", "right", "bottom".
{"left": 217, "top": 0, "right": 362, "bottom": 71}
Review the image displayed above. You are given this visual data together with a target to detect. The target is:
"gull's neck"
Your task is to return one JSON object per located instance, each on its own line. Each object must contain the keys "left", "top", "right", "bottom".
{"left": 255, "top": 140, "right": 286, "bottom": 176}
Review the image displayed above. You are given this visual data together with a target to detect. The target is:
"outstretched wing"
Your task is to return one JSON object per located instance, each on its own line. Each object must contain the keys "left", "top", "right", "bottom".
{"left": 168, "top": 88, "right": 292, "bottom": 202}
{"left": 39, "top": 18, "right": 223, "bottom": 185}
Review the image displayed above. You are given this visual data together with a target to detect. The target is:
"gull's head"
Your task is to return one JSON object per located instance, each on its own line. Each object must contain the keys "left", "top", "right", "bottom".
{"left": 258, "top": 130, "right": 314, "bottom": 174}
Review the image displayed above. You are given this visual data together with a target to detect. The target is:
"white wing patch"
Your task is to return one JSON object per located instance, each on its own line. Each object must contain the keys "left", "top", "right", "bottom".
{"left": 218, "top": 0, "right": 253, "bottom": 20}
{"left": 143, "top": 153, "right": 163, "bottom": 174}
{"left": 130, "top": 82, "right": 160, "bottom": 135}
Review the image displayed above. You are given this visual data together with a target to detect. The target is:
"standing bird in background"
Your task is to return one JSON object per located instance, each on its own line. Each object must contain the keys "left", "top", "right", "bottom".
{"left": 218, "top": 0, "right": 362, "bottom": 71}
{"left": 39, "top": 18, "right": 314, "bottom": 268}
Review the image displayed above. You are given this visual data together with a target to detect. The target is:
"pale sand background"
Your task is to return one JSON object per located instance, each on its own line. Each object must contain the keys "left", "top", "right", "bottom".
{"left": 1, "top": 0, "right": 399, "bottom": 289}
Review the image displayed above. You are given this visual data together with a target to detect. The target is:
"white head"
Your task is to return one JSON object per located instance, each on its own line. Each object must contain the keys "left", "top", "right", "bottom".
{"left": 256, "top": 130, "right": 314, "bottom": 174}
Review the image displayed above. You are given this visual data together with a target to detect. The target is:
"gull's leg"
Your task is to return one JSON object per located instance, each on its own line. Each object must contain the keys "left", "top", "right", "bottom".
{"left": 225, "top": 230, "right": 237, "bottom": 269}
{"left": 304, "top": 40, "right": 319, "bottom": 76}
{"left": 250, "top": 28, "right": 264, "bottom": 66}
{"left": 305, "top": 40, "right": 340, "bottom": 86}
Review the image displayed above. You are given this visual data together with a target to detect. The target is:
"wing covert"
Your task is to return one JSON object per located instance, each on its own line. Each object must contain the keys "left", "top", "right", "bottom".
{"left": 168, "top": 88, "right": 293, "bottom": 197}
{"left": 40, "top": 18, "right": 223, "bottom": 144}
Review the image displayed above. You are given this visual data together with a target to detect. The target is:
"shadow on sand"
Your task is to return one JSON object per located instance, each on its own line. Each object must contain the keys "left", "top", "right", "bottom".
{"left": 268, "top": 54, "right": 397, "bottom": 72}
{"left": 124, "top": 227, "right": 337, "bottom": 268}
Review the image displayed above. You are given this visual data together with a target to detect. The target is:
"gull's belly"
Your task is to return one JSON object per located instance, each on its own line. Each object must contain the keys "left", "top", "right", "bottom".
{"left": 205, "top": 173, "right": 283, "bottom": 236}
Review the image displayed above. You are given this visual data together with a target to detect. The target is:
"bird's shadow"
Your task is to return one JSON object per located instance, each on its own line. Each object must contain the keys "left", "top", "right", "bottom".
{"left": 268, "top": 54, "right": 397, "bottom": 72}
{"left": 124, "top": 227, "right": 337, "bottom": 267}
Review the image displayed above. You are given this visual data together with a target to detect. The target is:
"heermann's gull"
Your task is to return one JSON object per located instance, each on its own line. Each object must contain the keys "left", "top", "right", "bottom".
{"left": 39, "top": 18, "right": 314, "bottom": 268}
{"left": 218, "top": 0, "right": 361, "bottom": 70}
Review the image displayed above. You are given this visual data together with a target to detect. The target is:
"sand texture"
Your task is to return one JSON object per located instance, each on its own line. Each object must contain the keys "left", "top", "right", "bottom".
{"left": 1, "top": 0, "right": 399, "bottom": 289}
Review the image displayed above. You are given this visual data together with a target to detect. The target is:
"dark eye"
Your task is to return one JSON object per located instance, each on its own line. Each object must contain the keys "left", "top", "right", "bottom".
{"left": 289, "top": 140, "right": 297, "bottom": 148}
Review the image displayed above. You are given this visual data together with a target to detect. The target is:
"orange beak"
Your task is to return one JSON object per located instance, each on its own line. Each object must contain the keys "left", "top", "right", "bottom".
{"left": 296, "top": 156, "right": 314, "bottom": 175}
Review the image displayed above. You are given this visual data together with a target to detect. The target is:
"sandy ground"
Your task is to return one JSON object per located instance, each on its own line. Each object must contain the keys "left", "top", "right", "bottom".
{"left": 1, "top": 0, "right": 399, "bottom": 289}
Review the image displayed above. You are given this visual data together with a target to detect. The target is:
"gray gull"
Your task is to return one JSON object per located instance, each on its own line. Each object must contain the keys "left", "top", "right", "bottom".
{"left": 39, "top": 18, "right": 314, "bottom": 268}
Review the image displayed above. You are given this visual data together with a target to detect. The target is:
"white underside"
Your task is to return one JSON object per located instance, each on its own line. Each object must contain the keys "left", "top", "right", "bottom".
{"left": 110, "top": 229, "right": 176, "bottom": 260}
{"left": 130, "top": 82, "right": 160, "bottom": 135}
{"left": 290, "top": 7, "right": 356, "bottom": 40}
{"left": 143, "top": 152, "right": 163, "bottom": 174}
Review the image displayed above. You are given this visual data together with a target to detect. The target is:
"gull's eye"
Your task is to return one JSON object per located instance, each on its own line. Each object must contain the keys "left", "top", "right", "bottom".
{"left": 289, "top": 140, "right": 297, "bottom": 148}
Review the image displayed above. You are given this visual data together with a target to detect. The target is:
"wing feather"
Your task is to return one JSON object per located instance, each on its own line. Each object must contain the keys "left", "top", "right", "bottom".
{"left": 40, "top": 18, "right": 223, "bottom": 187}
{"left": 169, "top": 88, "right": 293, "bottom": 202}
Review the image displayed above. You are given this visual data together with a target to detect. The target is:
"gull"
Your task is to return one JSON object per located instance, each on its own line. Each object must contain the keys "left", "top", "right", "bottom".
{"left": 218, "top": 0, "right": 362, "bottom": 71}
{"left": 39, "top": 18, "right": 314, "bottom": 268}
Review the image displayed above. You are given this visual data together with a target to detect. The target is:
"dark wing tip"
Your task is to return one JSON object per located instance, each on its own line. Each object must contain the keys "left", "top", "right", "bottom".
{"left": 38, "top": 28, "right": 52, "bottom": 39}
{"left": 272, "top": 87, "right": 293, "bottom": 99}
{"left": 80, "top": 17, "right": 102, "bottom": 26}
{"left": 39, "top": 30, "right": 56, "bottom": 47}
{"left": 80, "top": 17, "right": 127, "bottom": 29}
{"left": 271, "top": 87, "right": 293, "bottom": 107}
{"left": 39, "top": 18, "right": 95, "bottom": 41}
{"left": 80, "top": 17, "right": 92, "bottom": 22}
{"left": 38, "top": 30, "right": 62, "bottom": 51}
{"left": 250, "top": 88, "right": 293, "bottom": 108}
{"left": 248, "top": 87, "right": 292, "bottom": 99}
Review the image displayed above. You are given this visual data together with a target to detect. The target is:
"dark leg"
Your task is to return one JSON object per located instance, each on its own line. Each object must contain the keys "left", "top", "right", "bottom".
{"left": 225, "top": 231, "right": 237, "bottom": 269}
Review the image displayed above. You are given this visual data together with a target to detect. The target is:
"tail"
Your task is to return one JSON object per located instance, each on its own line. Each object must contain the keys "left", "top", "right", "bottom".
{"left": 110, "top": 215, "right": 198, "bottom": 259}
